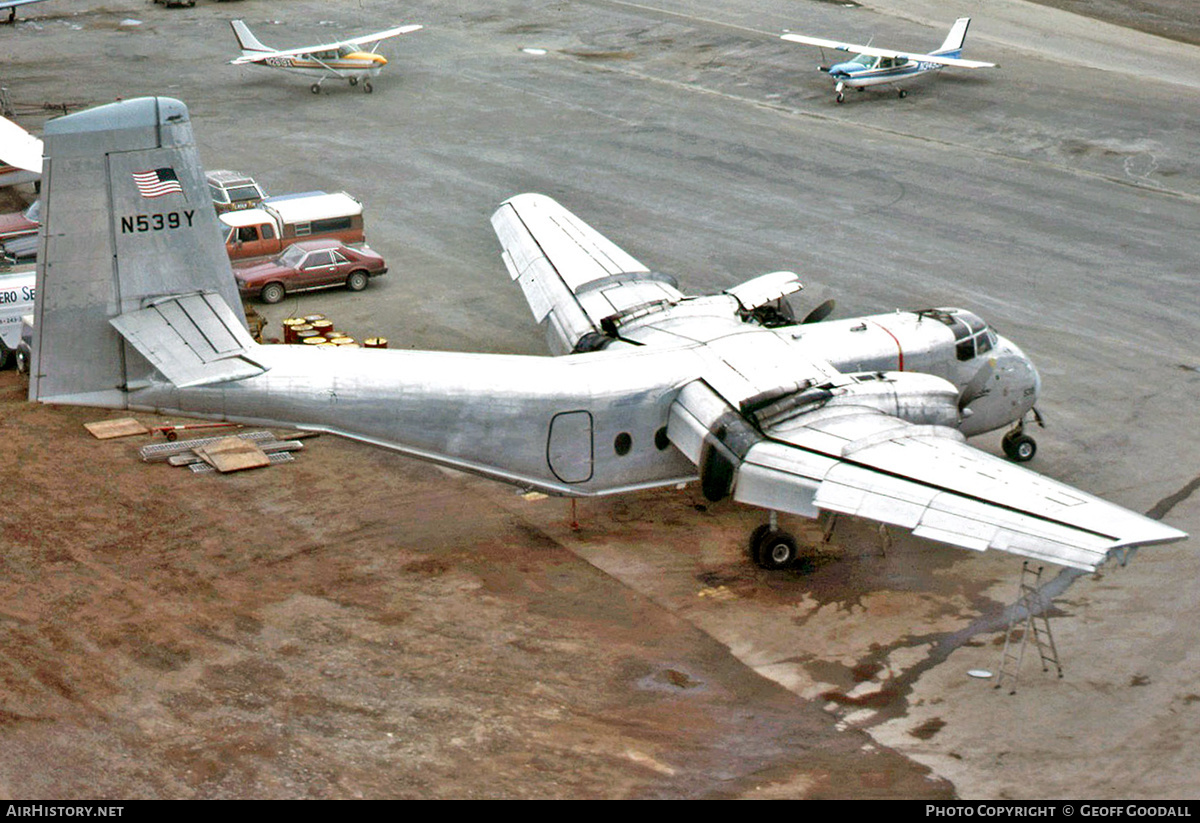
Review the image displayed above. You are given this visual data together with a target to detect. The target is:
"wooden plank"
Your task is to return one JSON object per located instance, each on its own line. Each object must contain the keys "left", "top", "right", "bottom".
{"left": 191, "top": 437, "right": 270, "bottom": 473}
{"left": 84, "top": 418, "right": 150, "bottom": 439}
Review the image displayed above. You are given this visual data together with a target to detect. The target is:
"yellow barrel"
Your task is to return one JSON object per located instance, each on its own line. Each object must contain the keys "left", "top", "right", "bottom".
{"left": 363, "top": 337, "right": 388, "bottom": 349}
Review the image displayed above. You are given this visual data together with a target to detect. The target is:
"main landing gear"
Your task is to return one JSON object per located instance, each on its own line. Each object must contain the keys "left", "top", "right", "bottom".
{"left": 310, "top": 79, "right": 373, "bottom": 94}
{"left": 748, "top": 512, "right": 801, "bottom": 570}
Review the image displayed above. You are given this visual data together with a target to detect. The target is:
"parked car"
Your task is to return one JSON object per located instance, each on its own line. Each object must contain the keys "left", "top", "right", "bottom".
{"left": 207, "top": 170, "right": 268, "bottom": 214}
{"left": 0, "top": 200, "right": 39, "bottom": 242}
{"left": 233, "top": 239, "right": 387, "bottom": 304}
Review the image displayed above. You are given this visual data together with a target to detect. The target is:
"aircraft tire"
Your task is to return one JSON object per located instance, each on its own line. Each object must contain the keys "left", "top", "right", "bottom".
{"left": 748, "top": 524, "right": 772, "bottom": 558}
{"left": 836, "top": 93, "right": 845, "bottom": 104}
{"left": 754, "top": 530, "right": 798, "bottom": 571}
{"left": 1002, "top": 432, "right": 1037, "bottom": 463}
{"left": 899, "top": 89, "right": 908, "bottom": 98}
{"left": 364, "top": 82, "right": 373, "bottom": 94}
{"left": 310, "top": 84, "right": 320, "bottom": 95}
{"left": 0, "top": 341, "right": 9, "bottom": 370}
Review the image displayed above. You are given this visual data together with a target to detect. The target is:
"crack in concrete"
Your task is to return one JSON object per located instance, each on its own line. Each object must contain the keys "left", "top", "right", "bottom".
{"left": 1146, "top": 474, "right": 1200, "bottom": 521}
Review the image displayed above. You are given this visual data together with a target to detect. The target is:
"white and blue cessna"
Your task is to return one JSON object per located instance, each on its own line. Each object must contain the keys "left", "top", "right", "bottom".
{"left": 782, "top": 17, "right": 997, "bottom": 103}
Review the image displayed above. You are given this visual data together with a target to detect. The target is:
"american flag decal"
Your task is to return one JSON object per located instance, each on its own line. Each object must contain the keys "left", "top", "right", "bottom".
{"left": 132, "top": 167, "right": 184, "bottom": 198}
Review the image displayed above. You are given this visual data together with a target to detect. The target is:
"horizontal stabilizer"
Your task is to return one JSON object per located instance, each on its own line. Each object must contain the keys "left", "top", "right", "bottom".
{"left": 110, "top": 292, "right": 267, "bottom": 388}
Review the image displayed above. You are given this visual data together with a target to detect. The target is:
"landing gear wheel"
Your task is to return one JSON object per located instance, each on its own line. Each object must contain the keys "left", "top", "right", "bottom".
{"left": 753, "top": 529, "right": 799, "bottom": 571}
{"left": 349, "top": 77, "right": 358, "bottom": 86}
{"left": 748, "top": 524, "right": 772, "bottom": 558}
{"left": 836, "top": 92, "right": 845, "bottom": 104}
{"left": 310, "top": 83, "right": 320, "bottom": 95}
{"left": 364, "top": 81, "right": 373, "bottom": 94}
{"left": 898, "top": 89, "right": 908, "bottom": 98}
{"left": 1002, "top": 431, "right": 1037, "bottom": 462}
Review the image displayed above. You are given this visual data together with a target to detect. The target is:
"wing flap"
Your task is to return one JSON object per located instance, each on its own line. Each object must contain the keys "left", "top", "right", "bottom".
{"left": 492, "top": 193, "right": 684, "bottom": 354}
{"left": 669, "top": 380, "right": 1185, "bottom": 571}
{"left": 110, "top": 292, "right": 267, "bottom": 388}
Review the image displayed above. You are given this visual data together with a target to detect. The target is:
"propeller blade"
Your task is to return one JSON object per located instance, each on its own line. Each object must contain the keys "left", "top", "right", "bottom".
{"left": 801, "top": 298, "right": 836, "bottom": 324}
{"left": 958, "top": 358, "right": 996, "bottom": 411}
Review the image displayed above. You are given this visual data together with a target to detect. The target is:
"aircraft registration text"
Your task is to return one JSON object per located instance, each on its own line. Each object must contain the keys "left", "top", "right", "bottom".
{"left": 120, "top": 210, "right": 196, "bottom": 234}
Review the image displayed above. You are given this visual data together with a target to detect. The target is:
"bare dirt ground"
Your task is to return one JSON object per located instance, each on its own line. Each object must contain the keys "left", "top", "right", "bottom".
{"left": 0, "top": 370, "right": 951, "bottom": 799}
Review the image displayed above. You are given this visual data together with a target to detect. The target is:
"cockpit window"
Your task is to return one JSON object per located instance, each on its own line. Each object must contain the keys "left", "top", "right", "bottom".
{"left": 921, "top": 309, "right": 996, "bottom": 362}
{"left": 849, "top": 53, "right": 878, "bottom": 68}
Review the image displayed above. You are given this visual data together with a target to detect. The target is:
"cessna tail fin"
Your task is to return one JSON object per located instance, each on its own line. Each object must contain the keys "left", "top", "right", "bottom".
{"left": 31, "top": 96, "right": 249, "bottom": 406}
{"left": 936, "top": 17, "right": 971, "bottom": 56}
{"left": 230, "top": 20, "right": 272, "bottom": 56}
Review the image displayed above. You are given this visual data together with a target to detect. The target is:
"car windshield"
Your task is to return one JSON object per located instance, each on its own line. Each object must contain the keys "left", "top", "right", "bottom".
{"left": 278, "top": 245, "right": 308, "bottom": 268}
{"left": 226, "top": 184, "right": 262, "bottom": 203}
{"left": 25, "top": 201, "right": 40, "bottom": 222}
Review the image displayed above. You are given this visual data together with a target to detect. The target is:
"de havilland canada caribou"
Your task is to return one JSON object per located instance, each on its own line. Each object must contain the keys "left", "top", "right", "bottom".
{"left": 27, "top": 98, "right": 1185, "bottom": 573}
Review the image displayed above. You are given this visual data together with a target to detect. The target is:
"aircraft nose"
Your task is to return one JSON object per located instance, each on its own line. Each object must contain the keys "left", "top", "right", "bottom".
{"left": 998, "top": 335, "right": 1040, "bottom": 407}
{"left": 375, "top": 54, "right": 388, "bottom": 66}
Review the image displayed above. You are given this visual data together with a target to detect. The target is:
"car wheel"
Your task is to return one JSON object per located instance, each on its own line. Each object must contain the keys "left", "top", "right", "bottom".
{"left": 260, "top": 282, "right": 286, "bottom": 304}
{"left": 346, "top": 270, "right": 369, "bottom": 292}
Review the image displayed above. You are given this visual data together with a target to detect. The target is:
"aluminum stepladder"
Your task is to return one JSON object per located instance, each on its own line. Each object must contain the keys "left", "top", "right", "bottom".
{"left": 995, "top": 562, "right": 1063, "bottom": 694}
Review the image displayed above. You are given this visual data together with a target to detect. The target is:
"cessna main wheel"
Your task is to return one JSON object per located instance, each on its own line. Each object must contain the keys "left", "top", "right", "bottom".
{"left": 364, "top": 81, "right": 373, "bottom": 94}
{"left": 310, "top": 83, "right": 320, "bottom": 95}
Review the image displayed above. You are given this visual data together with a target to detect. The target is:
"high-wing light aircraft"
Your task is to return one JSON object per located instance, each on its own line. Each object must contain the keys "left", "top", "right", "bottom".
{"left": 28, "top": 98, "right": 1185, "bottom": 576}
{"left": 781, "top": 17, "right": 997, "bottom": 103}
{"left": 229, "top": 20, "right": 422, "bottom": 94}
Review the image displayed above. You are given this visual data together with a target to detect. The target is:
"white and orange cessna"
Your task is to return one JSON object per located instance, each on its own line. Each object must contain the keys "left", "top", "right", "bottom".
{"left": 229, "top": 20, "right": 422, "bottom": 95}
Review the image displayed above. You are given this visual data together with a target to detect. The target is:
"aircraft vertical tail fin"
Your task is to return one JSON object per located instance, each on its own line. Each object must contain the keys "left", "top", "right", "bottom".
{"left": 935, "top": 17, "right": 971, "bottom": 56}
{"left": 230, "top": 19, "right": 272, "bottom": 56}
{"left": 30, "top": 97, "right": 245, "bottom": 407}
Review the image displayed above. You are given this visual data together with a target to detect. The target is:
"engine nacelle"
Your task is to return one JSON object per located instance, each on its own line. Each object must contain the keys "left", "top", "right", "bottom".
{"left": 826, "top": 371, "right": 961, "bottom": 428}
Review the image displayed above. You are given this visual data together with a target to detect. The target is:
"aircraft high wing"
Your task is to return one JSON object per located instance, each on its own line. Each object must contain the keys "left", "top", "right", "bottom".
{"left": 779, "top": 35, "right": 996, "bottom": 70}
{"left": 492, "top": 193, "right": 1185, "bottom": 571}
{"left": 28, "top": 97, "right": 1187, "bottom": 581}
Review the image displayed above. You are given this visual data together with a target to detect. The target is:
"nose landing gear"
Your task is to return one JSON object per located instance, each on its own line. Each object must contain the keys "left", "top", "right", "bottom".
{"left": 1002, "top": 409, "right": 1044, "bottom": 462}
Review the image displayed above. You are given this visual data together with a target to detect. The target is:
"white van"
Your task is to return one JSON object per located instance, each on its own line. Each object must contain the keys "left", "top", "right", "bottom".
{"left": 0, "top": 267, "right": 35, "bottom": 369}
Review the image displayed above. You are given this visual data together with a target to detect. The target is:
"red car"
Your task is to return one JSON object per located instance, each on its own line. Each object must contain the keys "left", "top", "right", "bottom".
{"left": 233, "top": 239, "right": 387, "bottom": 304}
{"left": 0, "top": 200, "right": 40, "bottom": 242}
